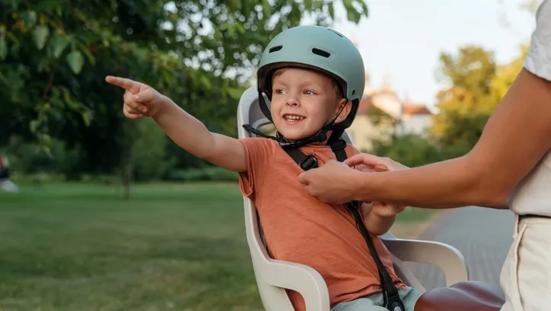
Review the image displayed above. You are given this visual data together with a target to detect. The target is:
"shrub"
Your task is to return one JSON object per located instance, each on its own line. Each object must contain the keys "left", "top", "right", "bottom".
{"left": 374, "top": 134, "right": 444, "bottom": 167}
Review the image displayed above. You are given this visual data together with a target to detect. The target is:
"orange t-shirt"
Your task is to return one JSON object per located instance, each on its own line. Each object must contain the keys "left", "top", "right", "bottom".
{"left": 238, "top": 138, "right": 405, "bottom": 311}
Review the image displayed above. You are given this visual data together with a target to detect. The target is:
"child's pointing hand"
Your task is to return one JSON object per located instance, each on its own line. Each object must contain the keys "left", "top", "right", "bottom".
{"left": 105, "top": 75, "right": 167, "bottom": 119}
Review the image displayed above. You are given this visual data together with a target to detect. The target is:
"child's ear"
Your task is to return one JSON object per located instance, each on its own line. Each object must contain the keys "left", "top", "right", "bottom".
{"left": 335, "top": 98, "right": 352, "bottom": 123}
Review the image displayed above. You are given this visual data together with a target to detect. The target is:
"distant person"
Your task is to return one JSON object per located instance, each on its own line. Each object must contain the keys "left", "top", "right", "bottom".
{"left": 298, "top": 2, "right": 551, "bottom": 311}
{"left": 107, "top": 26, "right": 421, "bottom": 311}
{"left": 0, "top": 155, "right": 19, "bottom": 193}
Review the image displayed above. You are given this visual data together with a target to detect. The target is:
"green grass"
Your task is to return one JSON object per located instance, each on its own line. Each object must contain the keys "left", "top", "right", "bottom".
{"left": 0, "top": 182, "right": 437, "bottom": 311}
{"left": 0, "top": 182, "right": 261, "bottom": 311}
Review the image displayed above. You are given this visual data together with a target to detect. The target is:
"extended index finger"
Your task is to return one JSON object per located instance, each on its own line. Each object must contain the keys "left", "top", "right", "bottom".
{"left": 105, "top": 75, "right": 141, "bottom": 94}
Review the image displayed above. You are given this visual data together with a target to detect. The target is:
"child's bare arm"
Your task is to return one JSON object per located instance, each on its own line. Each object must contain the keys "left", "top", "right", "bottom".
{"left": 357, "top": 161, "right": 406, "bottom": 235}
{"left": 361, "top": 202, "right": 405, "bottom": 236}
{"left": 105, "top": 75, "right": 247, "bottom": 172}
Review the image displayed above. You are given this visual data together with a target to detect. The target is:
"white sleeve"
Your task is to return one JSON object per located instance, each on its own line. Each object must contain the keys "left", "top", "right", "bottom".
{"left": 524, "top": 0, "right": 551, "bottom": 81}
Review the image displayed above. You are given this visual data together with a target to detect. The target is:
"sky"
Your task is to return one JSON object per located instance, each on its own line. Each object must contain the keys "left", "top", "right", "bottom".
{"left": 332, "top": 0, "right": 539, "bottom": 107}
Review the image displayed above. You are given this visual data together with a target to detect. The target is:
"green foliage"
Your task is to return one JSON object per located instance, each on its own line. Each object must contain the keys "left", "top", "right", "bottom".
{"left": 6, "top": 137, "right": 83, "bottom": 179}
{"left": 125, "top": 119, "right": 170, "bottom": 181}
{"left": 0, "top": 0, "right": 368, "bottom": 181}
{"left": 431, "top": 45, "right": 525, "bottom": 157}
{"left": 439, "top": 46, "right": 496, "bottom": 96}
{"left": 374, "top": 134, "right": 443, "bottom": 167}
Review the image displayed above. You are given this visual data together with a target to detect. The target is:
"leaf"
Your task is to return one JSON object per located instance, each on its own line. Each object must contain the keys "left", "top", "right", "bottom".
{"left": 22, "top": 11, "right": 37, "bottom": 28}
{"left": 199, "top": 74, "right": 212, "bottom": 89}
{"left": 49, "top": 34, "right": 69, "bottom": 58}
{"left": 66, "top": 50, "right": 84, "bottom": 74}
{"left": 33, "top": 26, "right": 50, "bottom": 50}
{"left": 235, "top": 23, "right": 245, "bottom": 34}
{"left": 0, "top": 35, "right": 7, "bottom": 60}
{"left": 350, "top": 10, "right": 361, "bottom": 23}
{"left": 78, "top": 45, "right": 95, "bottom": 65}
{"left": 359, "top": 1, "right": 369, "bottom": 16}
{"left": 262, "top": 0, "right": 271, "bottom": 17}
{"left": 80, "top": 109, "right": 93, "bottom": 126}
{"left": 304, "top": 0, "right": 313, "bottom": 11}
{"left": 227, "top": 87, "right": 243, "bottom": 100}
{"left": 227, "top": 0, "right": 241, "bottom": 11}
{"left": 30, "top": 120, "right": 40, "bottom": 133}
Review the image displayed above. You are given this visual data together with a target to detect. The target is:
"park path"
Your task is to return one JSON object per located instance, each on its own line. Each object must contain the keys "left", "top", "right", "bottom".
{"left": 413, "top": 207, "right": 514, "bottom": 293}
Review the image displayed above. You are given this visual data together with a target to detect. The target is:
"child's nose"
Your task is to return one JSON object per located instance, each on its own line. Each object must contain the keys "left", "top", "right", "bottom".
{"left": 285, "top": 96, "right": 300, "bottom": 107}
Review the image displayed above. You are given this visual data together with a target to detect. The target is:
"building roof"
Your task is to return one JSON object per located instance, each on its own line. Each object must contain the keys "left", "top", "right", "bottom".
{"left": 358, "top": 85, "right": 432, "bottom": 118}
{"left": 402, "top": 102, "right": 432, "bottom": 116}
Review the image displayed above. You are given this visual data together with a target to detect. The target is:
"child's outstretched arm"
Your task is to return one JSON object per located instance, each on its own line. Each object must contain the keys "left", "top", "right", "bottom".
{"left": 105, "top": 75, "right": 247, "bottom": 172}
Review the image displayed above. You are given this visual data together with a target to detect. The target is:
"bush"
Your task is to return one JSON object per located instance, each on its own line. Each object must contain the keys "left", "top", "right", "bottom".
{"left": 126, "top": 120, "right": 171, "bottom": 181}
{"left": 5, "top": 137, "right": 83, "bottom": 179}
{"left": 374, "top": 134, "right": 444, "bottom": 167}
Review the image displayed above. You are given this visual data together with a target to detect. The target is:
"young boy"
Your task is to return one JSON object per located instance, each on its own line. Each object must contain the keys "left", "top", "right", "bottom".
{"left": 106, "top": 25, "right": 420, "bottom": 311}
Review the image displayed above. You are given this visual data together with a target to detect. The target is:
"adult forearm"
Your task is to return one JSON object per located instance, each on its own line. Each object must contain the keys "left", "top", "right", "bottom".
{"left": 353, "top": 156, "right": 508, "bottom": 209}
{"left": 349, "top": 70, "right": 551, "bottom": 209}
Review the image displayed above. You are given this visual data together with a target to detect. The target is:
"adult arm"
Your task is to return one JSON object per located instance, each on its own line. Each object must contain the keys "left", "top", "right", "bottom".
{"left": 299, "top": 69, "right": 551, "bottom": 208}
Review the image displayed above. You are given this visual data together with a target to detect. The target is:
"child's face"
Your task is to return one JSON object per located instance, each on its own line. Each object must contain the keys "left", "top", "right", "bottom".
{"left": 270, "top": 68, "right": 349, "bottom": 141}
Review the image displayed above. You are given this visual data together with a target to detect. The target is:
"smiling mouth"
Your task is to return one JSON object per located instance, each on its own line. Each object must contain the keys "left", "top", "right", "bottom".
{"left": 283, "top": 114, "right": 305, "bottom": 121}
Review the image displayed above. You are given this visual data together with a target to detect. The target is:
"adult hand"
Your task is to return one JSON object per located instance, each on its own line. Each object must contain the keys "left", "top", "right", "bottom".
{"left": 298, "top": 160, "right": 361, "bottom": 204}
{"left": 105, "top": 75, "right": 167, "bottom": 119}
{"left": 345, "top": 153, "right": 408, "bottom": 172}
{"left": 298, "top": 153, "right": 408, "bottom": 204}
{"left": 356, "top": 156, "right": 408, "bottom": 220}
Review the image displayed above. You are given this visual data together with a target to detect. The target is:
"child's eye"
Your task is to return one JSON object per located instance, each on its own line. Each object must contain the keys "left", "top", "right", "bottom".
{"left": 273, "top": 88, "right": 286, "bottom": 95}
{"left": 304, "top": 89, "right": 317, "bottom": 95}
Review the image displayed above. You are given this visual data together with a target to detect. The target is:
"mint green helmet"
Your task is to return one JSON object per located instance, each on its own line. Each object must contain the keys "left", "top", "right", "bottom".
{"left": 257, "top": 25, "right": 365, "bottom": 132}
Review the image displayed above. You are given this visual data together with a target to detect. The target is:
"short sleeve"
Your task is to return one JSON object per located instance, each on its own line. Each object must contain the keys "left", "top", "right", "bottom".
{"left": 237, "top": 138, "right": 272, "bottom": 199}
{"left": 524, "top": 0, "right": 551, "bottom": 81}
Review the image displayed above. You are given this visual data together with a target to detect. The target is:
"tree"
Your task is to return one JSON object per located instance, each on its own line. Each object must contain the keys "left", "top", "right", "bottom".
{"left": 431, "top": 45, "right": 525, "bottom": 157}
{"left": 0, "top": 1, "right": 369, "bottom": 185}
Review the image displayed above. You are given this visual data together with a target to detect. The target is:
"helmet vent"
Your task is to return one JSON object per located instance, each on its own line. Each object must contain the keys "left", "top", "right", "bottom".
{"left": 269, "top": 45, "right": 283, "bottom": 53}
{"left": 312, "top": 48, "right": 330, "bottom": 58}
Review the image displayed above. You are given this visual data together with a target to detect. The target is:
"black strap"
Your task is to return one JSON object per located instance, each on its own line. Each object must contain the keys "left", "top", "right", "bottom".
{"left": 243, "top": 123, "right": 328, "bottom": 150}
{"left": 283, "top": 146, "right": 319, "bottom": 170}
{"left": 328, "top": 136, "right": 347, "bottom": 162}
{"left": 286, "top": 138, "right": 405, "bottom": 311}
{"left": 348, "top": 204, "right": 404, "bottom": 310}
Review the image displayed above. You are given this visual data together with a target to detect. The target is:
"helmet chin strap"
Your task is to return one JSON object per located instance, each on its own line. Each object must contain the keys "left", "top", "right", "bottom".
{"left": 244, "top": 92, "right": 347, "bottom": 149}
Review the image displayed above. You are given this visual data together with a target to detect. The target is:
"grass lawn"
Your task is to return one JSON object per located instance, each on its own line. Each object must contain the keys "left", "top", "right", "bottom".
{"left": 0, "top": 181, "right": 437, "bottom": 311}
